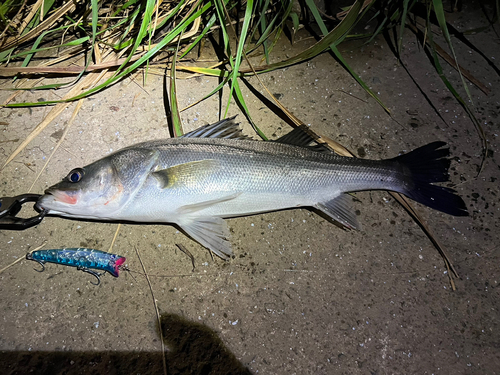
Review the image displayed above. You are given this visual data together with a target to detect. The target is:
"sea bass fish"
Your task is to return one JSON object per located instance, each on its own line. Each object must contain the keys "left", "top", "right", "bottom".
{"left": 36, "top": 118, "right": 468, "bottom": 259}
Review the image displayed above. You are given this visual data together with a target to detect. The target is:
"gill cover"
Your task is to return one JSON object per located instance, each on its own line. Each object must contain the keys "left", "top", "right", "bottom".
{"left": 38, "top": 149, "right": 159, "bottom": 220}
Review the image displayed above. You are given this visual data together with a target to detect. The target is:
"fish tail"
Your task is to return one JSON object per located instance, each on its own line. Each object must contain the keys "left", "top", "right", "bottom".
{"left": 393, "top": 142, "right": 468, "bottom": 216}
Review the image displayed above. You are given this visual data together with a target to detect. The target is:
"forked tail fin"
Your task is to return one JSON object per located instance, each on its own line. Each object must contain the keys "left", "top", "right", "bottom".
{"left": 393, "top": 142, "right": 468, "bottom": 216}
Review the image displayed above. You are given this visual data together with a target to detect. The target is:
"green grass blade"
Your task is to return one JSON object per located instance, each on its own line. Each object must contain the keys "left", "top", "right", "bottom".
{"left": 212, "top": 0, "right": 236, "bottom": 118}
{"left": 20, "top": 30, "right": 54, "bottom": 69}
{"left": 426, "top": 6, "right": 487, "bottom": 173}
{"left": 115, "top": 0, "right": 156, "bottom": 73}
{"left": 223, "top": 0, "right": 254, "bottom": 118}
{"left": 257, "top": 0, "right": 271, "bottom": 63}
{"left": 304, "top": 0, "right": 389, "bottom": 113}
{"left": 365, "top": 9, "right": 389, "bottom": 44}
{"left": 0, "top": 0, "right": 45, "bottom": 59}
{"left": 200, "top": 0, "right": 266, "bottom": 137}
{"left": 5, "top": 35, "right": 90, "bottom": 60}
{"left": 0, "top": 47, "right": 14, "bottom": 62}
{"left": 4, "top": 35, "right": 89, "bottom": 61}
{"left": 232, "top": 78, "right": 267, "bottom": 140}
{"left": 397, "top": 0, "right": 410, "bottom": 54}
{"left": 244, "top": 0, "right": 362, "bottom": 72}
{"left": 432, "top": 0, "right": 474, "bottom": 106}
{"left": 2, "top": 1, "right": 213, "bottom": 107}
{"left": 112, "top": 0, "right": 184, "bottom": 52}
{"left": 2, "top": 83, "right": 67, "bottom": 90}
{"left": 113, "top": 6, "right": 142, "bottom": 50}
{"left": 59, "top": 0, "right": 98, "bottom": 87}
{"left": 169, "top": 34, "right": 184, "bottom": 137}
{"left": 290, "top": 11, "right": 299, "bottom": 35}
{"left": 214, "top": 0, "right": 233, "bottom": 64}
{"left": 180, "top": 11, "right": 217, "bottom": 59}
{"left": 181, "top": 75, "right": 232, "bottom": 111}
{"left": 251, "top": 1, "right": 293, "bottom": 59}
{"left": 111, "top": 0, "right": 141, "bottom": 17}
{"left": 90, "top": 0, "right": 98, "bottom": 51}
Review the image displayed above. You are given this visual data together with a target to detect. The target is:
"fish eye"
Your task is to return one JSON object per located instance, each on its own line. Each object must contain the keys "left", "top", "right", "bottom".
{"left": 67, "top": 168, "right": 84, "bottom": 183}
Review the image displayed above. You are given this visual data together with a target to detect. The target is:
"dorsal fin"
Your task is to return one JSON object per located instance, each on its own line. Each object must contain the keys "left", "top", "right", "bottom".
{"left": 275, "top": 125, "right": 333, "bottom": 153}
{"left": 181, "top": 116, "right": 252, "bottom": 140}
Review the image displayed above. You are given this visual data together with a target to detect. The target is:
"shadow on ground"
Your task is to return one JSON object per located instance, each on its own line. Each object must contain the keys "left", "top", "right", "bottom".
{"left": 1, "top": 313, "right": 252, "bottom": 375}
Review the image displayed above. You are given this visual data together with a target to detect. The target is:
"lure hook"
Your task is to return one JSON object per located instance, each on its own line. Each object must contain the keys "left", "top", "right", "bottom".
{"left": 77, "top": 267, "right": 102, "bottom": 286}
{"left": 26, "top": 253, "right": 45, "bottom": 272}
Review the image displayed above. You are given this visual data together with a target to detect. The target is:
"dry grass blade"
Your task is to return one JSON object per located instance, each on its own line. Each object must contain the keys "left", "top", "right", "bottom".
{"left": 108, "top": 224, "right": 122, "bottom": 253}
{"left": 134, "top": 246, "right": 168, "bottom": 375}
{"left": 0, "top": 54, "right": 146, "bottom": 76}
{"left": 239, "top": 45, "right": 459, "bottom": 289}
{"left": 389, "top": 192, "right": 458, "bottom": 290}
{"left": 298, "top": 127, "right": 459, "bottom": 290}
{"left": 236, "top": 35, "right": 456, "bottom": 286}
{"left": 432, "top": 40, "right": 490, "bottom": 95}
{"left": 175, "top": 244, "right": 195, "bottom": 272}
{"left": 2, "top": 49, "right": 115, "bottom": 168}
{"left": 16, "top": 0, "right": 43, "bottom": 36}
{"left": 0, "top": 0, "right": 81, "bottom": 52}
{"left": 337, "top": 0, "right": 374, "bottom": 19}
{"left": 0, "top": 44, "right": 89, "bottom": 84}
{"left": 1, "top": 77, "right": 44, "bottom": 105}
{"left": 28, "top": 98, "right": 84, "bottom": 192}
{"left": 0, "top": 241, "right": 47, "bottom": 275}
{"left": 0, "top": 0, "right": 28, "bottom": 40}
{"left": 408, "top": 22, "right": 490, "bottom": 95}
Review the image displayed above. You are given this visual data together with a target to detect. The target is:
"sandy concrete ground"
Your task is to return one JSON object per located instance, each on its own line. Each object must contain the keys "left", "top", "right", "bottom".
{"left": 1, "top": 4, "right": 499, "bottom": 375}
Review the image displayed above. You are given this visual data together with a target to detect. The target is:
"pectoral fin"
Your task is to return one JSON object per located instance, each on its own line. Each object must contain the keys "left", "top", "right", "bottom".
{"left": 316, "top": 194, "right": 360, "bottom": 230}
{"left": 177, "top": 192, "right": 242, "bottom": 214}
{"left": 152, "top": 159, "right": 219, "bottom": 189}
{"left": 178, "top": 216, "right": 232, "bottom": 259}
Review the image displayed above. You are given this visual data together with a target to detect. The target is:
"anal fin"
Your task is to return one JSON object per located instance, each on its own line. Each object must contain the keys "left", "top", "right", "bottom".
{"left": 315, "top": 194, "right": 360, "bottom": 230}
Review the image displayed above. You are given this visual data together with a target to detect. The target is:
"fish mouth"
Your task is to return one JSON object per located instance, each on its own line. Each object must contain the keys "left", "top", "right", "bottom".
{"left": 42, "top": 189, "right": 78, "bottom": 205}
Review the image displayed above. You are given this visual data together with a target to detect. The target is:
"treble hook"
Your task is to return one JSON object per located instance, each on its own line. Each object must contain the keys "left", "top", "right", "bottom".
{"left": 77, "top": 267, "right": 102, "bottom": 286}
{"left": 26, "top": 253, "right": 102, "bottom": 285}
{"left": 26, "top": 253, "right": 45, "bottom": 272}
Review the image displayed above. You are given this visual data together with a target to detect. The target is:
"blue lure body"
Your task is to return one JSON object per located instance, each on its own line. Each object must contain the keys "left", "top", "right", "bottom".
{"left": 26, "top": 248, "right": 126, "bottom": 285}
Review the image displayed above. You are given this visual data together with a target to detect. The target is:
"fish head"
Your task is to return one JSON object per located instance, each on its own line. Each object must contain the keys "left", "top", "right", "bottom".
{"left": 37, "top": 157, "right": 126, "bottom": 220}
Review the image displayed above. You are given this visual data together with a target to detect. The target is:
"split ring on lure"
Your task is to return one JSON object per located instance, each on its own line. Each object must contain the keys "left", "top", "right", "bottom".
{"left": 26, "top": 248, "right": 126, "bottom": 286}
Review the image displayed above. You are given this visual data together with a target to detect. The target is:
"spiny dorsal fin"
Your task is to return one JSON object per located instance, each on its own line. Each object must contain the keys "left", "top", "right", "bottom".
{"left": 181, "top": 116, "right": 252, "bottom": 140}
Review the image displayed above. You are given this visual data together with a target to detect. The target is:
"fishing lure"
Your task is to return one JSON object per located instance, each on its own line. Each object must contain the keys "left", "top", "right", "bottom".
{"left": 26, "top": 248, "right": 126, "bottom": 285}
